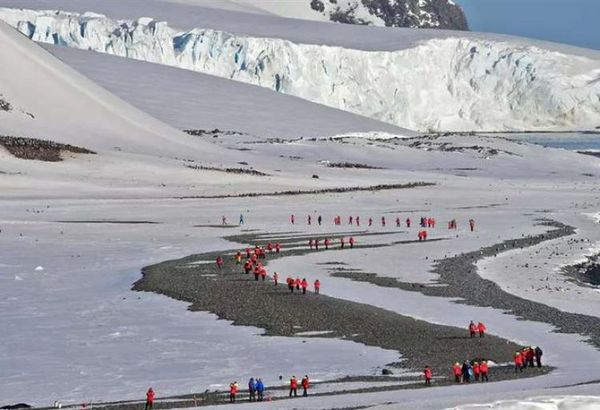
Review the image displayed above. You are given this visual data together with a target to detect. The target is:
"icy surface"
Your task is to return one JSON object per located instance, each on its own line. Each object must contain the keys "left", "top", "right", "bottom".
{"left": 445, "top": 395, "right": 600, "bottom": 410}
{"left": 42, "top": 45, "right": 409, "bottom": 137}
{"left": 1, "top": 8, "right": 600, "bottom": 131}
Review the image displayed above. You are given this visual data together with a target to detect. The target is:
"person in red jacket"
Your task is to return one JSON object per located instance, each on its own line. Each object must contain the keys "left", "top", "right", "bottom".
{"left": 275, "top": 243, "right": 281, "bottom": 253}
{"left": 287, "top": 277, "right": 294, "bottom": 293}
{"left": 478, "top": 322, "right": 486, "bottom": 338}
{"left": 301, "top": 375, "right": 310, "bottom": 396}
{"left": 452, "top": 362, "right": 461, "bottom": 383}
{"left": 396, "top": 217, "right": 401, "bottom": 227}
{"left": 514, "top": 352, "right": 523, "bottom": 373}
{"left": 295, "top": 277, "right": 301, "bottom": 291}
{"left": 473, "top": 362, "right": 480, "bottom": 382}
{"left": 301, "top": 278, "right": 308, "bottom": 294}
{"left": 229, "top": 382, "right": 238, "bottom": 403}
{"left": 324, "top": 238, "right": 330, "bottom": 250}
{"left": 314, "top": 279, "right": 321, "bottom": 294}
{"left": 309, "top": 239, "right": 314, "bottom": 250}
{"left": 145, "top": 388, "right": 155, "bottom": 410}
{"left": 349, "top": 237, "right": 355, "bottom": 248}
{"left": 216, "top": 256, "right": 224, "bottom": 270}
{"left": 469, "top": 321, "right": 477, "bottom": 338}
{"left": 406, "top": 217, "right": 411, "bottom": 228}
{"left": 266, "top": 242, "right": 273, "bottom": 253}
{"left": 289, "top": 376, "right": 298, "bottom": 397}
{"left": 260, "top": 267, "right": 267, "bottom": 281}
{"left": 244, "top": 259, "right": 253, "bottom": 275}
{"left": 424, "top": 366, "right": 432, "bottom": 386}
{"left": 480, "top": 360, "right": 489, "bottom": 382}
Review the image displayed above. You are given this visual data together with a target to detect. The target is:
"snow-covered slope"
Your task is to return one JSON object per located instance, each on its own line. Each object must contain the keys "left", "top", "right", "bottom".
{"left": 0, "top": 21, "right": 218, "bottom": 157}
{"left": 45, "top": 45, "right": 410, "bottom": 137}
{"left": 2, "top": 7, "right": 599, "bottom": 132}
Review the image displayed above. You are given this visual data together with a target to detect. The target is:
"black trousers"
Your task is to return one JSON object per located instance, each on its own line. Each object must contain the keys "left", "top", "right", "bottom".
{"left": 289, "top": 388, "right": 297, "bottom": 397}
{"left": 145, "top": 401, "right": 153, "bottom": 410}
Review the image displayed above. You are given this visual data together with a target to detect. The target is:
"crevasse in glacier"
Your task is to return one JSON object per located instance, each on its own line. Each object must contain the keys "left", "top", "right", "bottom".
{"left": 2, "top": 7, "right": 599, "bottom": 132}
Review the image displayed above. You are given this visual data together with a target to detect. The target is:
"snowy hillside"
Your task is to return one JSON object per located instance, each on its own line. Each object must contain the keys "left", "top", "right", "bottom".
{"left": 1, "top": 7, "right": 599, "bottom": 132}
{"left": 229, "top": 0, "right": 468, "bottom": 30}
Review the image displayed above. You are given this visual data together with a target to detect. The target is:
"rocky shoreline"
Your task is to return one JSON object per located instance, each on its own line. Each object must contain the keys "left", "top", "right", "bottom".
{"left": 133, "top": 231, "right": 548, "bottom": 391}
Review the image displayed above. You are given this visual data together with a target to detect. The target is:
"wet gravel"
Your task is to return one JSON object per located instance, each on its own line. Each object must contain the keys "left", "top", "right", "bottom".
{"left": 334, "top": 220, "right": 600, "bottom": 350}
{"left": 134, "top": 231, "right": 541, "bottom": 379}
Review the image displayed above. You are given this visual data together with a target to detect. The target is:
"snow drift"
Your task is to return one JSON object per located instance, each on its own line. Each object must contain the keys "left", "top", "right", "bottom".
{"left": 447, "top": 395, "right": 600, "bottom": 410}
{"left": 1, "top": 8, "right": 600, "bottom": 132}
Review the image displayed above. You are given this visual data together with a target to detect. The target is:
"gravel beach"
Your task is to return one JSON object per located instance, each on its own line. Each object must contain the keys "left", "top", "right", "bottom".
{"left": 133, "top": 231, "right": 548, "bottom": 396}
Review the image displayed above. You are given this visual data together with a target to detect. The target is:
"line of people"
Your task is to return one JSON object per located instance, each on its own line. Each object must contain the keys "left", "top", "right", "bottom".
{"left": 309, "top": 236, "right": 355, "bottom": 250}
{"left": 451, "top": 360, "right": 490, "bottom": 383}
{"left": 291, "top": 214, "right": 476, "bottom": 231}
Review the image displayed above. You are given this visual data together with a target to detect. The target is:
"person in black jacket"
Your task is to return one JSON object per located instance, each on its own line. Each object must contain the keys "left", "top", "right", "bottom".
{"left": 535, "top": 346, "right": 543, "bottom": 367}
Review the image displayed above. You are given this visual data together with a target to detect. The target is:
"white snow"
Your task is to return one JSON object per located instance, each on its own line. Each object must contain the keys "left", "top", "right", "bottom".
{"left": 446, "top": 396, "right": 600, "bottom": 410}
{"left": 1, "top": 7, "right": 599, "bottom": 132}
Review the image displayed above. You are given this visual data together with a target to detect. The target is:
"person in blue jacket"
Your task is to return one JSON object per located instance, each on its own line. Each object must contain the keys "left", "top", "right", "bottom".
{"left": 248, "top": 377, "right": 256, "bottom": 402}
{"left": 255, "top": 378, "right": 265, "bottom": 402}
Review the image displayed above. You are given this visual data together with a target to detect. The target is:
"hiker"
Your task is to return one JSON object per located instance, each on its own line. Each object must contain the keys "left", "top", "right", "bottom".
{"left": 349, "top": 237, "right": 355, "bottom": 248}
{"left": 287, "top": 277, "right": 294, "bottom": 293}
{"left": 469, "top": 219, "right": 475, "bottom": 231}
{"left": 275, "top": 243, "right": 281, "bottom": 253}
{"left": 480, "top": 360, "right": 489, "bottom": 382}
{"left": 469, "top": 321, "right": 477, "bottom": 338}
{"left": 514, "top": 352, "right": 523, "bottom": 373}
{"left": 246, "top": 247, "right": 251, "bottom": 259}
{"left": 145, "top": 388, "right": 155, "bottom": 410}
{"left": 314, "top": 279, "right": 321, "bottom": 294}
{"left": 248, "top": 377, "right": 256, "bottom": 402}
{"left": 273, "top": 272, "right": 279, "bottom": 286}
{"left": 254, "top": 264, "right": 261, "bottom": 281}
{"left": 368, "top": 217, "right": 373, "bottom": 227}
{"left": 424, "top": 366, "right": 432, "bottom": 386}
{"left": 216, "top": 256, "right": 224, "bottom": 270}
{"left": 309, "top": 239, "right": 314, "bottom": 250}
{"left": 317, "top": 215, "right": 322, "bottom": 225}
{"left": 535, "top": 346, "right": 543, "bottom": 367}
{"left": 406, "top": 217, "right": 411, "bottom": 228}
{"left": 340, "top": 237, "right": 345, "bottom": 248}
{"left": 222, "top": 216, "right": 227, "bottom": 225}
{"left": 349, "top": 216, "right": 353, "bottom": 225}
{"left": 462, "top": 361, "right": 472, "bottom": 383}
{"left": 526, "top": 347, "right": 535, "bottom": 368}
{"left": 315, "top": 239, "right": 319, "bottom": 250}
{"left": 260, "top": 267, "right": 267, "bottom": 281}
{"left": 229, "top": 382, "right": 238, "bottom": 403}
{"left": 290, "top": 214, "right": 295, "bottom": 224}
{"left": 266, "top": 242, "right": 273, "bottom": 253}
{"left": 396, "top": 217, "right": 401, "bottom": 227}
{"left": 295, "top": 277, "right": 301, "bottom": 291}
{"left": 478, "top": 322, "right": 486, "bottom": 337}
{"left": 239, "top": 213, "right": 244, "bottom": 225}
{"left": 301, "top": 375, "right": 310, "bottom": 396}
{"left": 301, "top": 278, "right": 308, "bottom": 294}
{"left": 324, "top": 238, "right": 330, "bottom": 250}
{"left": 308, "top": 215, "right": 312, "bottom": 225}
{"left": 289, "top": 376, "right": 298, "bottom": 397}
{"left": 356, "top": 216, "right": 360, "bottom": 226}
{"left": 452, "top": 362, "right": 461, "bottom": 383}
{"left": 473, "top": 362, "right": 480, "bottom": 382}
{"left": 381, "top": 216, "right": 386, "bottom": 227}
{"left": 256, "top": 378, "right": 265, "bottom": 402}
{"left": 235, "top": 252, "right": 242, "bottom": 265}
{"left": 244, "top": 259, "right": 253, "bottom": 275}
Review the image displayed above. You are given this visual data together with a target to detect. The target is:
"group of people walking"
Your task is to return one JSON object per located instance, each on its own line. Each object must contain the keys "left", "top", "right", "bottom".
{"left": 228, "top": 378, "right": 266, "bottom": 403}
{"left": 514, "top": 346, "right": 543, "bottom": 372}
{"left": 450, "top": 360, "right": 490, "bottom": 383}
{"left": 309, "top": 236, "right": 355, "bottom": 250}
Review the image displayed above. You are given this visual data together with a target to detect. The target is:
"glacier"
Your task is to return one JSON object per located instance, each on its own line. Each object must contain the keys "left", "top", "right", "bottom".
{"left": 1, "top": 7, "right": 600, "bottom": 132}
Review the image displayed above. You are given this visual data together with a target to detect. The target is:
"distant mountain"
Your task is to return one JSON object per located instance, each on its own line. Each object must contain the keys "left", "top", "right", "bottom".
{"left": 307, "top": 0, "right": 468, "bottom": 30}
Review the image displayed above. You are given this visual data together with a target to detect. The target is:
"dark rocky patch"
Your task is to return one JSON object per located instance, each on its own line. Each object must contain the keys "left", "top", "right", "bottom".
{"left": 0, "top": 95, "right": 12, "bottom": 111}
{"left": 175, "top": 182, "right": 434, "bottom": 199}
{"left": 563, "top": 253, "right": 600, "bottom": 287}
{"left": 55, "top": 220, "right": 159, "bottom": 225}
{"left": 134, "top": 232, "right": 540, "bottom": 381}
{"left": 326, "top": 162, "right": 384, "bottom": 169}
{"left": 186, "top": 164, "right": 268, "bottom": 177}
{"left": 0, "top": 135, "right": 95, "bottom": 162}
